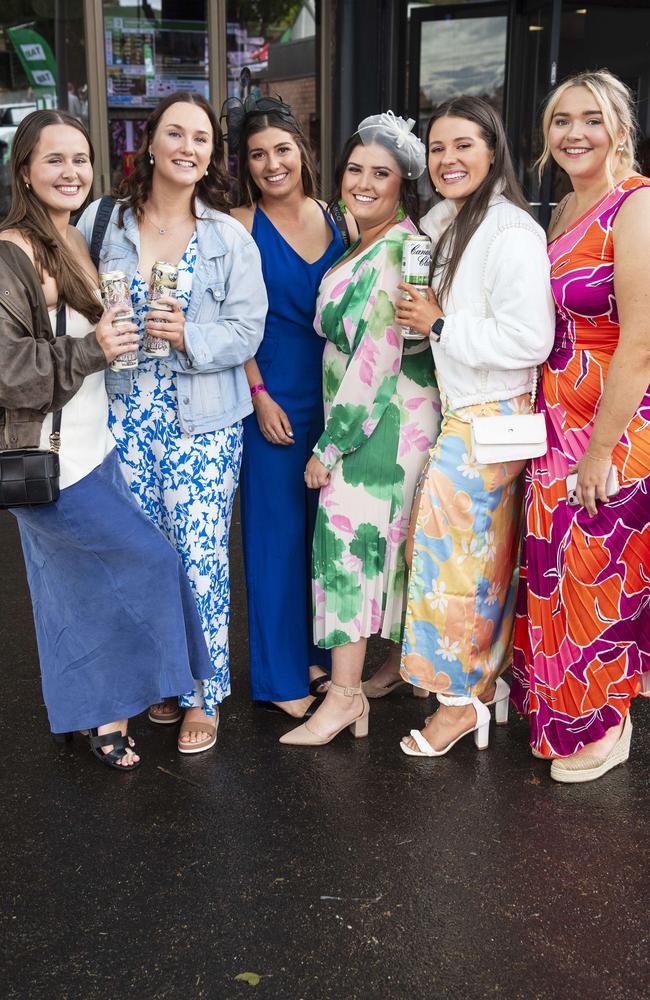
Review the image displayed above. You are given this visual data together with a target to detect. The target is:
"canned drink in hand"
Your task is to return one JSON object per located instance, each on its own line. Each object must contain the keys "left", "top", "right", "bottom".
{"left": 400, "top": 235, "right": 432, "bottom": 340}
{"left": 99, "top": 271, "right": 138, "bottom": 371}
{"left": 143, "top": 261, "right": 178, "bottom": 358}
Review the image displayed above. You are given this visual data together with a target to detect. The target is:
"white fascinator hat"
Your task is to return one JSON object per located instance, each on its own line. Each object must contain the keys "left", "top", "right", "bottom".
{"left": 356, "top": 110, "right": 427, "bottom": 179}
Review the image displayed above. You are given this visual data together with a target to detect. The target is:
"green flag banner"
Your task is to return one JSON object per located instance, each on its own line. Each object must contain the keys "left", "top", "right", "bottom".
{"left": 7, "top": 26, "right": 57, "bottom": 91}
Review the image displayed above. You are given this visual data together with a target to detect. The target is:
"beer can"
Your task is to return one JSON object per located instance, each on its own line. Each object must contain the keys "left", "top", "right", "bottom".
{"left": 400, "top": 235, "right": 432, "bottom": 340}
{"left": 99, "top": 271, "right": 138, "bottom": 371}
{"left": 143, "top": 261, "right": 178, "bottom": 358}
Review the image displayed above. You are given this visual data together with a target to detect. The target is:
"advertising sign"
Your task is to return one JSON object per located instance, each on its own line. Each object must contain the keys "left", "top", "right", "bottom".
{"left": 7, "top": 26, "right": 57, "bottom": 93}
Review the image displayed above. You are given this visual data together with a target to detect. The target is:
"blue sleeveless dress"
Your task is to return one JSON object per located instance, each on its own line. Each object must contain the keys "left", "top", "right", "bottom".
{"left": 240, "top": 204, "right": 344, "bottom": 701}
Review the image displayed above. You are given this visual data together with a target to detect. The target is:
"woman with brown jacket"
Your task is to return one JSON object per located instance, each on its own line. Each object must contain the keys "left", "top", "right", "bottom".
{"left": 0, "top": 109, "right": 211, "bottom": 771}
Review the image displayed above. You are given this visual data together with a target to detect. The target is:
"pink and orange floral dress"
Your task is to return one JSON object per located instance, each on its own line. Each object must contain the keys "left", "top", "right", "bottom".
{"left": 512, "top": 176, "right": 650, "bottom": 757}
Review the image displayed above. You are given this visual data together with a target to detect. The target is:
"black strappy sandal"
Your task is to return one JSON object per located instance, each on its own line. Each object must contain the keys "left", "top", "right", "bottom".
{"left": 87, "top": 728, "right": 141, "bottom": 771}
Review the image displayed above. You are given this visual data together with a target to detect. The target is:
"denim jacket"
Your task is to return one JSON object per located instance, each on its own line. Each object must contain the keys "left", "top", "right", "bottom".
{"left": 77, "top": 199, "right": 267, "bottom": 434}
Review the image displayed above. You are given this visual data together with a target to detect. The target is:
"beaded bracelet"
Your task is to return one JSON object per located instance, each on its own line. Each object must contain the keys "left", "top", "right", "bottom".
{"left": 250, "top": 382, "right": 267, "bottom": 397}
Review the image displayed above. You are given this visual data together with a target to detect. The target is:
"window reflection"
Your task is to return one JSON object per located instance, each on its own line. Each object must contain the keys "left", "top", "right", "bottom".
{"left": 226, "top": 1, "right": 318, "bottom": 173}
{"left": 0, "top": 0, "right": 88, "bottom": 215}
{"left": 418, "top": 16, "right": 507, "bottom": 138}
{"left": 102, "top": 0, "right": 208, "bottom": 190}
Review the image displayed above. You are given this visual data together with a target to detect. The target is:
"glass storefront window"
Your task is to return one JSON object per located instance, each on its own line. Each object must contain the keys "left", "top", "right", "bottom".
{"left": 0, "top": 0, "right": 88, "bottom": 216}
{"left": 226, "top": 1, "right": 318, "bottom": 174}
{"left": 408, "top": 3, "right": 508, "bottom": 211}
{"left": 512, "top": 2, "right": 650, "bottom": 220}
{"left": 413, "top": 10, "right": 508, "bottom": 142}
{"left": 102, "top": 0, "right": 208, "bottom": 190}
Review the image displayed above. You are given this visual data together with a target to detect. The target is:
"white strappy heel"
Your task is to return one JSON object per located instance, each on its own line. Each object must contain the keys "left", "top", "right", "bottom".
{"left": 400, "top": 692, "right": 492, "bottom": 757}
{"left": 422, "top": 676, "right": 510, "bottom": 727}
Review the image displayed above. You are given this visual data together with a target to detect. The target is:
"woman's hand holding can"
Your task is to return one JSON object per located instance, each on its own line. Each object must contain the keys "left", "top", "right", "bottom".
{"left": 395, "top": 283, "right": 443, "bottom": 337}
{"left": 96, "top": 306, "right": 140, "bottom": 363}
{"left": 145, "top": 296, "right": 186, "bottom": 353}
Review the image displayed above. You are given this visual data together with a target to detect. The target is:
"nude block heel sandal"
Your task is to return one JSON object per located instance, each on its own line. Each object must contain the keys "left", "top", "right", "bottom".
{"left": 279, "top": 682, "right": 369, "bottom": 746}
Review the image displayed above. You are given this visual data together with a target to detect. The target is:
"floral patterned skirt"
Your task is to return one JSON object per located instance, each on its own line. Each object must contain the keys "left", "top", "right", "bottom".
{"left": 400, "top": 394, "right": 528, "bottom": 697}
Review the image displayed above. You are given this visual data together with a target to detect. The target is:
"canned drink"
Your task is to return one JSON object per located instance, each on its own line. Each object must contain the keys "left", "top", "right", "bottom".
{"left": 143, "top": 261, "right": 178, "bottom": 358}
{"left": 400, "top": 235, "right": 432, "bottom": 340}
{"left": 99, "top": 271, "right": 138, "bottom": 371}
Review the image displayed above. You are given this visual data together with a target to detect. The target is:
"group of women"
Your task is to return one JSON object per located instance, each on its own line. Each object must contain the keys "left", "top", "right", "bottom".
{"left": 1, "top": 67, "right": 648, "bottom": 783}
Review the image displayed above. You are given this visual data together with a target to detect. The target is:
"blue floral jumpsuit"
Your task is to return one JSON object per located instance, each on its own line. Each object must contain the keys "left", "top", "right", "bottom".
{"left": 108, "top": 234, "right": 242, "bottom": 715}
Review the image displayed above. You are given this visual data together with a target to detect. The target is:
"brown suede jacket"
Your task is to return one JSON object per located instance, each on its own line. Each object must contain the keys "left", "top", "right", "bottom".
{"left": 0, "top": 240, "right": 107, "bottom": 449}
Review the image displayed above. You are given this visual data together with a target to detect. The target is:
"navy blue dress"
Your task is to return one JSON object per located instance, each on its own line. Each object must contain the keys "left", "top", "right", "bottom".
{"left": 240, "top": 204, "right": 344, "bottom": 701}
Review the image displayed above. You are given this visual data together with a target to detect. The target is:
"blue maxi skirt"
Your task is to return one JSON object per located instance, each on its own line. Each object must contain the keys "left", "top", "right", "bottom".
{"left": 12, "top": 449, "right": 211, "bottom": 734}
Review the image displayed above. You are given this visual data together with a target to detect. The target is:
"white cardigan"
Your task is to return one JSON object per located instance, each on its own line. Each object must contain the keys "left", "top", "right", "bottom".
{"left": 420, "top": 196, "right": 555, "bottom": 408}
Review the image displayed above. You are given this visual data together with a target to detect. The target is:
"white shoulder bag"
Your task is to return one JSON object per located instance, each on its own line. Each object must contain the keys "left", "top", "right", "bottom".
{"left": 469, "top": 366, "right": 547, "bottom": 465}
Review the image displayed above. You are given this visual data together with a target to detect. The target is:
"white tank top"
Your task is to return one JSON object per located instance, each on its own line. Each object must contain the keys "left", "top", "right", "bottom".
{"left": 39, "top": 305, "right": 115, "bottom": 490}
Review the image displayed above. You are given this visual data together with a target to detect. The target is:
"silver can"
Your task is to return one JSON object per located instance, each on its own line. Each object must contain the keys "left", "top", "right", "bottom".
{"left": 400, "top": 235, "right": 432, "bottom": 340}
{"left": 143, "top": 261, "right": 178, "bottom": 358}
{"left": 99, "top": 270, "right": 138, "bottom": 371}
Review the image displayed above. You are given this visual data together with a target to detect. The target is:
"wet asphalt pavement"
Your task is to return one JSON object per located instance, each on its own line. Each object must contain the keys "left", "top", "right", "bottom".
{"left": 1, "top": 504, "right": 649, "bottom": 1000}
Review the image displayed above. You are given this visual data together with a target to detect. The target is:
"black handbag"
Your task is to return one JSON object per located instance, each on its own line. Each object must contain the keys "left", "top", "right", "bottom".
{"left": 0, "top": 306, "right": 65, "bottom": 509}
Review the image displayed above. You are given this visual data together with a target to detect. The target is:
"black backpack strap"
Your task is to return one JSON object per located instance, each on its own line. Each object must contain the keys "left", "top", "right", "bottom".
{"left": 89, "top": 195, "right": 115, "bottom": 271}
{"left": 49, "top": 305, "right": 66, "bottom": 448}
{"left": 328, "top": 200, "right": 351, "bottom": 250}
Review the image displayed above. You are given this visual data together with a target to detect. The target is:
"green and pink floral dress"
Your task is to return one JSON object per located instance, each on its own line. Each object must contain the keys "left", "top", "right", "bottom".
{"left": 311, "top": 218, "right": 441, "bottom": 649}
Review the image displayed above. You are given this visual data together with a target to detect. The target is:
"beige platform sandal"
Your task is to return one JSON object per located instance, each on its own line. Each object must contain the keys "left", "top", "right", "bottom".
{"left": 278, "top": 682, "right": 369, "bottom": 746}
{"left": 148, "top": 697, "right": 182, "bottom": 725}
{"left": 177, "top": 711, "right": 219, "bottom": 754}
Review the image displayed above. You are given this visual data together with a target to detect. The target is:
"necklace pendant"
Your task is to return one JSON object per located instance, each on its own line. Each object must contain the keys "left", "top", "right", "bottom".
{"left": 159, "top": 227, "right": 166, "bottom": 235}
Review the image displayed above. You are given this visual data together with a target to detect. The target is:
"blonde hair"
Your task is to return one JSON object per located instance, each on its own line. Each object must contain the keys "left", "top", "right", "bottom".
{"left": 537, "top": 69, "right": 638, "bottom": 185}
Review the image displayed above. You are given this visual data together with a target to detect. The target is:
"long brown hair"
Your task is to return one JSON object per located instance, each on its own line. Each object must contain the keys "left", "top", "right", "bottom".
{"left": 236, "top": 110, "right": 318, "bottom": 206}
{"left": 1, "top": 109, "right": 102, "bottom": 322}
{"left": 427, "top": 96, "right": 529, "bottom": 305}
{"left": 118, "top": 91, "right": 231, "bottom": 226}
{"left": 330, "top": 132, "right": 420, "bottom": 225}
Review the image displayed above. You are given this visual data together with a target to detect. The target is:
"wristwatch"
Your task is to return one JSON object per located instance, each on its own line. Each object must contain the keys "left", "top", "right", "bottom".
{"left": 430, "top": 317, "right": 445, "bottom": 343}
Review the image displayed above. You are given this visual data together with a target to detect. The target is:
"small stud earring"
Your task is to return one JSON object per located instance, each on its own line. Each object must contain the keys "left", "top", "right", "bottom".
{"left": 25, "top": 181, "right": 30, "bottom": 190}
{"left": 617, "top": 144, "right": 624, "bottom": 152}
{"left": 149, "top": 151, "right": 154, "bottom": 165}
{"left": 205, "top": 168, "right": 209, "bottom": 177}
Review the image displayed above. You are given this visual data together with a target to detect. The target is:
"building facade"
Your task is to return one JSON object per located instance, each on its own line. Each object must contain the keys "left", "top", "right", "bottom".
{"left": 1, "top": 1, "right": 648, "bottom": 223}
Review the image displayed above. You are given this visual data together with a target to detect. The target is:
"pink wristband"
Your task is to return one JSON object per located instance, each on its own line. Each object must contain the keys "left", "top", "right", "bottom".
{"left": 250, "top": 382, "right": 267, "bottom": 397}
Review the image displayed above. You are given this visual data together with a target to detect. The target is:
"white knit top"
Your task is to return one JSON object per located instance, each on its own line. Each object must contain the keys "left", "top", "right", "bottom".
{"left": 39, "top": 306, "right": 115, "bottom": 490}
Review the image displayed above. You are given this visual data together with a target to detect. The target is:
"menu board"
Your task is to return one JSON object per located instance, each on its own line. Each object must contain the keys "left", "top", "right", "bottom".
{"left": 104, "top": 14, "right": 209, "bottom": 108}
